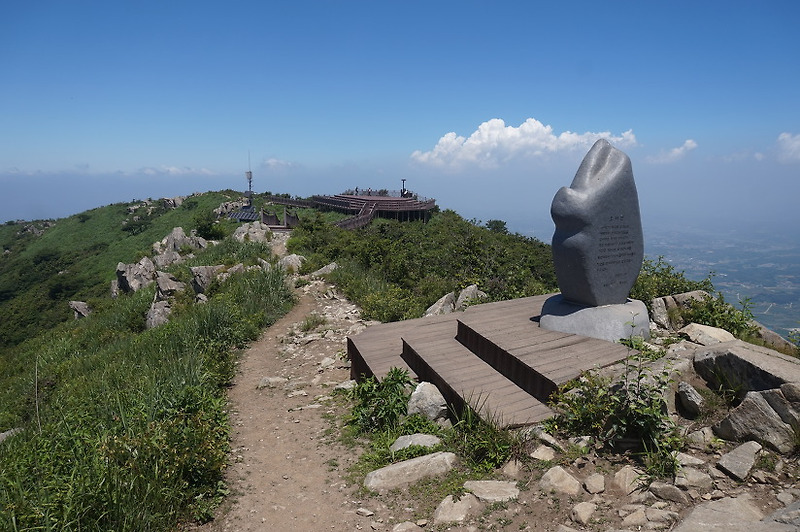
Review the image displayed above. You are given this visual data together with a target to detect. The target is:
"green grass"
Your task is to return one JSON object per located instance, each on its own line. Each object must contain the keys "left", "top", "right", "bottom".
{"left": 0, "top": 233, "right": 294, "bottom": 530}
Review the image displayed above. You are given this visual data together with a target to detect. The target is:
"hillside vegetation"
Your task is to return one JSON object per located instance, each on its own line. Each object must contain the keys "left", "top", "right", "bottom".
{"left": 0, "top": 191, "right": 776, "bottom": 531}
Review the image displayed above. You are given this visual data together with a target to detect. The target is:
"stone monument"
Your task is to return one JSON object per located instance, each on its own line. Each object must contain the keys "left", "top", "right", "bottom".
{"left": 539, "top": 139, "right": 649, "bottom": 342}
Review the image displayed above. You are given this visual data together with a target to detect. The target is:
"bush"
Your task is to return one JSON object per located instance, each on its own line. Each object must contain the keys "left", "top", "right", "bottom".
{"left": 545, "top": 353, "right": 682, "bottom": 478}
{"left": 630, "top": 256, "right": 713, "bottom": 312}
{"left": 349, "top": 367, "right": 413, "bottom": 433}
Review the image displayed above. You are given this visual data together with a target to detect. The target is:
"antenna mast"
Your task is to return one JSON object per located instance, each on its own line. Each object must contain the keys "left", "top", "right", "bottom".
{"left": 245, "top": 151, "right": 253, "bottom": 205}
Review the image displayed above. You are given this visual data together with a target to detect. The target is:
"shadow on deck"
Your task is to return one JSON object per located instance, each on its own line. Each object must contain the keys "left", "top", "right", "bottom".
{"left": 347, "top": 294, "right": 633, "bottom": 428}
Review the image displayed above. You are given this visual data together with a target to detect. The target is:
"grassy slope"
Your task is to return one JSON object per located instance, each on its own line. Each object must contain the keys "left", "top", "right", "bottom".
{"left": 0, "top": 192, "right": 296, "bottom": 529}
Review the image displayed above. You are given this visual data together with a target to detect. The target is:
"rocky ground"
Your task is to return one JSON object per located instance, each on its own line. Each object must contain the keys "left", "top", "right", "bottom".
{"left": 197, "top": 232, "right": 799, "bottom": 531}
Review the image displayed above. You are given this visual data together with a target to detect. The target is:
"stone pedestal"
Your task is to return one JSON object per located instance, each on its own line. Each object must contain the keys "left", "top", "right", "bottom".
{"left": 539, "top": 294, "right": 650, "bottom": 343}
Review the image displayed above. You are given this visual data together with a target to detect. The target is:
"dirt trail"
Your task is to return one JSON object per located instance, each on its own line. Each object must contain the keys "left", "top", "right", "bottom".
{"left": 198, "top": 233, "right": 379, "bottom": 531}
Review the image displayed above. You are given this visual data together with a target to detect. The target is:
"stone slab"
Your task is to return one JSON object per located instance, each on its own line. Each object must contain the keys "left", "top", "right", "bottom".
{"left": 539, "top": 295, "right": 649, "bottom": 342}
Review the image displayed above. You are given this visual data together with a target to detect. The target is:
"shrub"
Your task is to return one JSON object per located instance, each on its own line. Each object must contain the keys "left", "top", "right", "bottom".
{"left": 683, "top": 291, "right": 759, "bottom": 340}
{"left": 349, "top": 367, "right": 413, "bottom": 433}
{"left": 545, "top": 353, "right": 681, "bottom": 478}
{"left": 630, "top": 256, "right": 713, "bottom": 312}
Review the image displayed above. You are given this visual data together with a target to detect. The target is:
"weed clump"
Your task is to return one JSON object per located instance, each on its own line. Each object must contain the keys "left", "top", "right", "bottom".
{"left": 544, "top": 352, "right": 682, "bottom": 478}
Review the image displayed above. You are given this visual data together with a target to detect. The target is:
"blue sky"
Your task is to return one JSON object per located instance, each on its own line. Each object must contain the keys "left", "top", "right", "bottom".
{"left": 2, "top": 1, "right": 799, "bottom": 239}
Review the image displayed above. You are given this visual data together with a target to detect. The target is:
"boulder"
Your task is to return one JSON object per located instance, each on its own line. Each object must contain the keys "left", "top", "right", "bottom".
{"left": 717, "top": 441, "right": 762, "bottom": 481}
{"left": 145, "top": 300, "right": 171, "bottom": 329}
{"left": 463, "top": 480, "right": 519, "bottom": 502}
{"left": 675, "top": 467, "right": 713, "bottom": 490}
{"left": 570, "top": 501, "right": 596, "bottom": 525}
{"left": 649, "top": 481, "right": 689, "bottom": 504}
{"left": 153, "top": 250, "right": 182, "bottom": 268}
{"left": 677, "top": 381, "right": 705, "bottom": 418}
{"left": 424, "top": 292, "right": 456, "bottom": 317}
{"left": 583, "top": 473, "right": 605, "bottom": 494}
{"left": 116, "top": 257, "right": 155, "bottom": 293}
{"left": 454, "top": 284, "right": 488, "bottom": 310}
{"left": 680, "top": 323, "right": 737, "bottom": 345}
{"left": 714, "top": 391, "right": 797, "bottom": 453}
{"left": 363, "top": 451, "right": 457, "bottom": 493}
{"left": 277, "top": 254, "right": 305, "bottom": 273}
{"left": 672, "top": 494, "right": 795, "bottom": 532}
{"left": 153, "top": 227, "right": 207, "bottom": 255}
{"left": 614, "top": 465, "right": 643, "bottom": 495}
{"left": 68, "top": 300, "right": 91, "bottom": 319}
{"left": 432, "top": 493, "right": 482, "bottom": 526}
{"left": 407, "top": 382, "right": 448, "bottom": 422}
{"left": 312, "top": 262, "right": 338, "bottom": 276}
{"left": 232, "top": 222, "right": 271, "bottom": 243}
{"left": 190, "top": 265, "right": 224, "bottom": 294}
{"left": 389, "top": 434, "right": 441, "bottom": 453}
{"left": 539, "top": 465, "right": 581, "bottom": 496}
{"left": 651, "top": 290, "right": 709, "bottom": 330}
{"left": 694, "top": 340, "right": 800, "bottom": 392}
{"left": 155, "top": 271, "right": 185, "bottom": 301}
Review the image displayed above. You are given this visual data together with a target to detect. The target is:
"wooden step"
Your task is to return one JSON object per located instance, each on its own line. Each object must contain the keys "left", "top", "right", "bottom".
{"left": 456, "top": 304, "right": 631, "bottom": 403}
{"left": 400, "top": 321, "right": 553, "bottom": 428}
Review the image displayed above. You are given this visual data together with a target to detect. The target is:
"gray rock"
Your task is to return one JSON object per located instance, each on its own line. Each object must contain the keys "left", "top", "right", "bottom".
{"left": 714, "top": 391, "right": 796, "bottom": 453}
{"left": 672, "top": 494, "right": 795, "bottom": 531}
{"left": 570, "top": 501, "right": 596, "bottom": 525}
{"left": 530, "top": 444, "right": 556, "bottom": 461}
{"left": 232, "top": 221, "right": 271, "bottom": 243}
{"left": 145, "top": 300, "right": 171, "bottom": 329}
{"left": 153, "top": 226, "right": 207, "bottom": 254}
{"left": 0, "top": 428, "right": 22, "bottom": 444}
{"left": 68, "top": 300, "right": 91, "bottom": 319}
{"left": 679, "top": 322, "right": 736, "bottom": 346}
{"left": 363, "top": 451, "right": 457, "bottom": 493}
{"left": 407, "top": 382, "right": 448, "bottom": 422}
{"left": 190, "top": 265, "right": 224, "bottom": 294}
{"left": 392, "top": 523, "right": 423, "bottom": 532}
{"left": 116, "top": 256, "right": 155, "bottom": 293}
{"left": 687, "top": 426, "right": 716, "bottom": 450}
{"left": 583, "top": 473, "right": 605, "bottom": 494}
{"left": 454, "top": 284, "right": 488, "bottom": 310}
{"left": 334, "top": 379, "right": 356, "bottom": 391}
{"left": 277, "top": 254, "right": 305, "bottom": 273}
{"left": 766, "top": 500, "right": 800, "bottom": 528}
{"left": 675, "top": 467, "right": 713, "bottom": 490}
{"left": 155, "top": 271, "right": 185, "bottom": 301}
{"left": 716, "top": 440, "right": 762, "bottom": 481}
{"left": 614, "top": 465, "right": 643, "bottom": 495}
{"left": 694, "top": 340, "right": 800, "bottom": 393}
{"left": 463, "top": 480, "right": 519, "bottom": 503}
{"left": 651, "top": 290, "right": 709, "bottom": 330}
{"left": 539, "top": 295, "right": 650, "bottom": 343}
{"left": 432, "top": 493, "right": 482, "bottom": 525}
{"left": 257, "top": 376, "right": 289, "bottom": 389}
{"left": 424, "top": 292, "right": 456, "bottom": 317}
{"left": 649, "top": 481, "right": 689, "bottom": 504}
{"left": 153, "top": 250, "right": 182, "bottom": 268}
{"left": 389, "top": 434, "right": 441, "bottom": 453}
{"left": 539, "top": 465, "right": 581, "bottom": 496}
{"left": 677, "top": 381, "right": 705, "bottom": 418}
{"left": 312, "top": 262, "right": 338, "bottom": 276}
{"left": 676, "top": 451, "right": 706, "bottom": 467}
{"left": 549, "top": 139, "right": 644, "bottom": 307}
{"left": 621, "top": 507, "right": 648, "bottom": 527}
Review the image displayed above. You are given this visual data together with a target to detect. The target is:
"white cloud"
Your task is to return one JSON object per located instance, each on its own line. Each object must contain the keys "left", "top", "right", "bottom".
{"left": 645, "top": 139, "right": 697, "bottom": 164}
{"left": 138, "top": 166, "right": 215, "bottom": 176}
{"left": 261, "top": 157, "right": 296, "bottom": 170}
{"left": 410, "top": 118, "right": 637, "bottom": 169}
{"left": 777, "top": 132, "right": 800, "bottom": 162}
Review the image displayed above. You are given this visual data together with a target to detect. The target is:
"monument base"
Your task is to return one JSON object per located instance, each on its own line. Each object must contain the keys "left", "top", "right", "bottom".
{"left": 539, "top": 295, "right": 650, "bottom": 343}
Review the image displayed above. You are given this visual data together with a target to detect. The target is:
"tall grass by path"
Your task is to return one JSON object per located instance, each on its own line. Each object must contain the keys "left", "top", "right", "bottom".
{"left": 0, "top": 242, "right": 294, "bottom": 530}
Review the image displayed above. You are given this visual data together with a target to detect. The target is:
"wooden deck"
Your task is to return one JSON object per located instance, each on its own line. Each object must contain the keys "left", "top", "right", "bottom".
{"left": 348, "top": 293, "right": 632, "bottom": 427}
